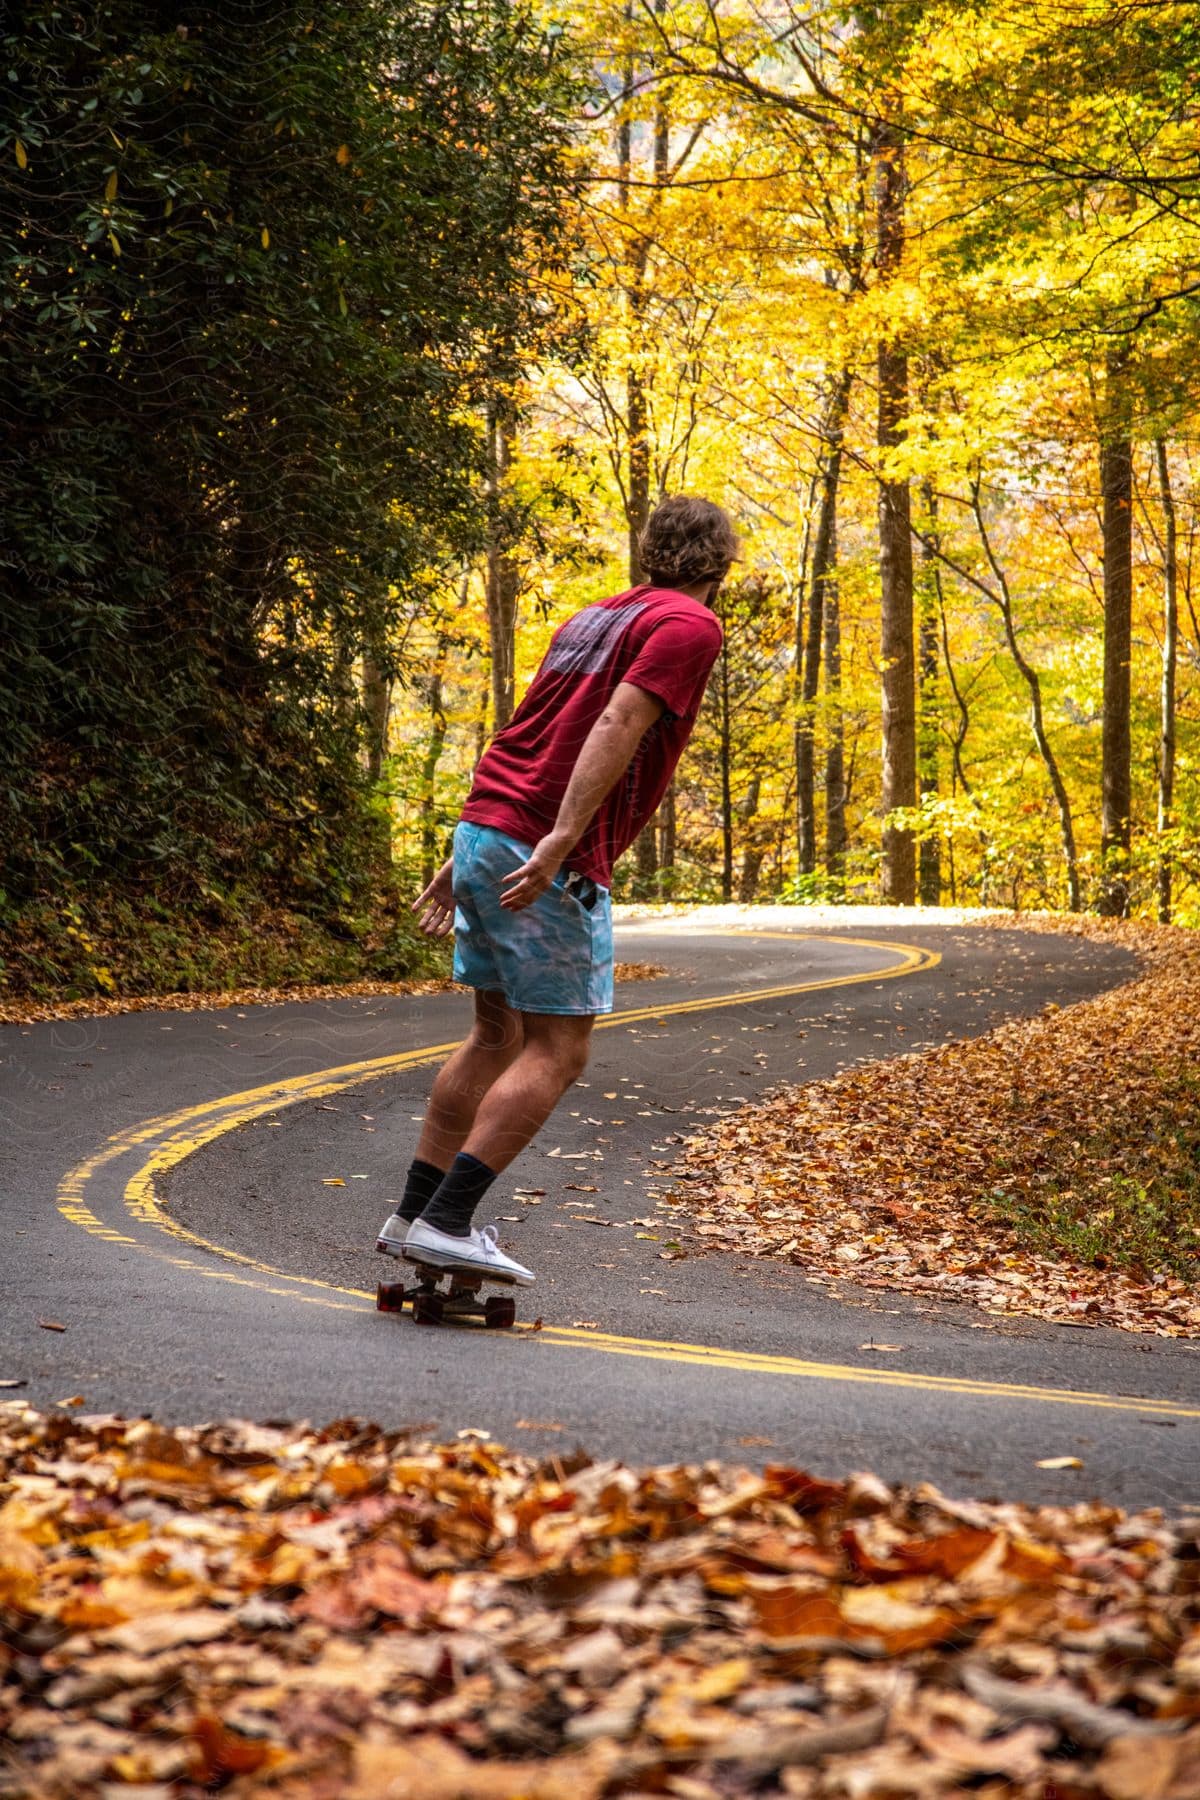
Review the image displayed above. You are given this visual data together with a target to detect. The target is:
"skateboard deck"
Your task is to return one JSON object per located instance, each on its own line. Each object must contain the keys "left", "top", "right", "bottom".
{"left": 376, "top": 1245, "right": 518, "bottom": 1328}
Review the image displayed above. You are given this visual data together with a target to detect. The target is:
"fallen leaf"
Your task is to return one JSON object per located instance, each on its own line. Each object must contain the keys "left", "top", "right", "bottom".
{"left": 102, "top": 1609, "right": 233, "bottom": 1655}
{"left": 38, "top": 1318, "right": 66, "bottom": 1332}
{"left": 293, "top": 1542, "right": 439, "bottom": 1631}
{"left": 190, "top": 1713, "right": 286, "bottom": 1783}
{"left": 1, "top": 1406, "right": 1196, "bottom": 1800}
{"left": 1094, "top": 1732, "right": 1187, "bottom": 1800}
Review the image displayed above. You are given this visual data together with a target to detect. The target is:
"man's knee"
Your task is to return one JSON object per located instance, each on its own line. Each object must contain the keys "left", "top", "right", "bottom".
{"left": 557, "top": 1037, "right": 591, "bottom": 1087}
{"left": 524, "top": 1015, "right": 592, "bottom": 1087}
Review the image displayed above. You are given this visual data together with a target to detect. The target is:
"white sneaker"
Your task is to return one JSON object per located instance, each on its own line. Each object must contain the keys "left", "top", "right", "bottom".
{"left": 375, "top": 1211, "right": 411, "bottom": 1256}
{"left": 403, "top": 1217, "right": 535, "bottom": 1287}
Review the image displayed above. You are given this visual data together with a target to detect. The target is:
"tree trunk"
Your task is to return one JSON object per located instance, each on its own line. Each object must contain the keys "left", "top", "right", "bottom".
{"left": 361, "top": 647, "right": 390, "bottom": 785}
{"left": 627, "top": 353, "right": 651, "bottom": 582}
{"left": 623, "top": 21, "right": 658, "bottom": 883}
{"left": 634, "top": 806, "right": 659, "bottom": 895}
{"left": 719, "top": 633, "right": 733, "bottom": 902}
{"left": 918, "top": 484, "right": 940, "bottom": 905}
{"left": 473, "top": 671, "right": 489, "bottom": 769}
{"left": 874, "top": 122, "right": 916, "bottom": 904}
{"left": 419, "top": 643, "right": 449, "bottom": 889}
{"left": 660, "top": 777, "right": 676, "bottom": 881}
{"left": 485, "top": 398, "right": 519, "bottom": 732}
{"left": 1099, "top": 346, "right": 1133, "bottom": 917}
{"left": 823, "top": 508, "right": 847, "bottom": 884}
{"left": 1155, "top": 437, "right": 1177, "bottom": 924}
{"left": 332, "top": 637, "right": 356, "bottom": 732}
{"left": 797, "top": 370, "right": 851, "bottom": 876}
{"left": 738, "top": 775, "right": 764, "bottom": 903}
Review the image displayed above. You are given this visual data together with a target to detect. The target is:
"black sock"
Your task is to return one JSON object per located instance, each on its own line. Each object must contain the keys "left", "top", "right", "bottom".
{"left": 419, "top": 1152, "right": 498, "bottom": 1238}
{"left": 398, "top": 1158, "right": 446, "bottom": 1224}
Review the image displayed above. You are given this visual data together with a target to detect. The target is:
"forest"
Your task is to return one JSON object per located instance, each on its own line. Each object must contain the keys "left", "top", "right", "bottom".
{"left": 4, "top": 0, "right": 1199, "bottom": 1002}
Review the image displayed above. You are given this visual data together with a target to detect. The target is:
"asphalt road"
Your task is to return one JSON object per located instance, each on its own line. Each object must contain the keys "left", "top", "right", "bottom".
{"left": 4, "top": 912, "right": 1197, "bottom": 1510}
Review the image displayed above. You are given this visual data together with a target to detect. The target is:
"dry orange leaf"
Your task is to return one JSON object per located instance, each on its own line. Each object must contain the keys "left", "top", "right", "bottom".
{"left": 2, "top": 1407, "right": 1196, "bottom": 1800}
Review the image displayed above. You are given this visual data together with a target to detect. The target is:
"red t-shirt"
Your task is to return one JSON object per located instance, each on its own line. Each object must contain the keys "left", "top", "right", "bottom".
{"left": 461, "top": 584, "right": 724, "bottom": 887}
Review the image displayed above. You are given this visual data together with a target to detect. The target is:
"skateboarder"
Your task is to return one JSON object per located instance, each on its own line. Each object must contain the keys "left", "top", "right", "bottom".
{"left": 375, "top": 494, "right": 738, "bottom": 1289}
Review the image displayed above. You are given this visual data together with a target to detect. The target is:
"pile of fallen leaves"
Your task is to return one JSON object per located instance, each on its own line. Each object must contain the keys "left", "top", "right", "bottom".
{"left": 667, "top": 916, "right": 1200, "bottom": 1337}
{"left": 2, "top": 1408, "right": 1199, "bottom": 1799}
{"left": 0, "top": 976, "right": 459, "bottom": 1029}
{"left": 613, "top": 961, "right": 669, "bottom": 985}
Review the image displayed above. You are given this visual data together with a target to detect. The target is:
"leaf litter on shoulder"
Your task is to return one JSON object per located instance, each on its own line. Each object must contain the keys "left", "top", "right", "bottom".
{"left": 664, "top": 915, "right": 1200, "bottom": 1337}
{"left": 0, "top": 962, "right": 664, "bottom": 1027}
{"left": 1, "top": 1405, "right": 1198, "bottom": 1798}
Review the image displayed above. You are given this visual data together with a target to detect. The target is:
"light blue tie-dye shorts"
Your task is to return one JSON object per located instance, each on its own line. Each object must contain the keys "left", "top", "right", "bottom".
{"left": 451, "top": 821, "right": 614, "bottom": 1016}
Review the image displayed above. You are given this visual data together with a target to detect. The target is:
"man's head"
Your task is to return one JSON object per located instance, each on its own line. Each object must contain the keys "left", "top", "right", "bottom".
{"left": 638, "top": 496, "right": 739, "bottom": 601}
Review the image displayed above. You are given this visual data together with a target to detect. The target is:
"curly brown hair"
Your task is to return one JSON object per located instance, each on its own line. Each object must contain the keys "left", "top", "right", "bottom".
{"left": 638, "top": 495, "right": 739, "bottom": 590}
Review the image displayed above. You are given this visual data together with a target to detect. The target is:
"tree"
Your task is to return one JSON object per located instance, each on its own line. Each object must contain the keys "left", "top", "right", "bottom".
{"left": 379, "top": 0, "right": 1200, "bottom": 930}
{"left": 1, "top": 0, "right": 582, "bottom": 978}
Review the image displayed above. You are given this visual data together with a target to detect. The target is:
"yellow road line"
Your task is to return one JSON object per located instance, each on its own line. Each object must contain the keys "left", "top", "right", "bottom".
{"left": 111, "top": 936, "right": 937, "bottom": 1272}
{"left": 531, "top": 1325, "right": 1200, "bottom": 1418}
{"left": 54, "top": 930, "right": 1192, "bottom": 1422}
{"left": 58, "top": 933, "right": 936, "bottom": 1255}
{"left": 45, "top": 916, "right": 1198, "bottom": 1420}
{"left": 58, "top": 931, "right": 939, "bottom": 1263}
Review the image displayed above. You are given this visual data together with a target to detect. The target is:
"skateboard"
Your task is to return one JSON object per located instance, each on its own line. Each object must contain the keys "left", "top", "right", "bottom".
{"left": 376, "top": 1248, "right": 518, "bottom": 1328}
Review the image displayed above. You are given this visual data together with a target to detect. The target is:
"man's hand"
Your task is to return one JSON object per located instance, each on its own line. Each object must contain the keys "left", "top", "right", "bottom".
{"left": 499, "top": 834, "right": 570, "bottom": 912}
{"left": 412, "top": 857, "right": 456, "bottom": 936}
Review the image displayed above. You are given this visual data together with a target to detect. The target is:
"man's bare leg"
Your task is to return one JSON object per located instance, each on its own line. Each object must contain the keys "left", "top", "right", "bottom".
{"left": 414, "top": 1010, "right": 593, "bottom": 1240}
{"left": 414, "top": 989, "right": 524, "bottom": 1170}
{"left": 376, "top": 991, "right": 525, "bottom": 1249}
{"left": 459, "top": 1010, "right": 593, "bottom": 1173}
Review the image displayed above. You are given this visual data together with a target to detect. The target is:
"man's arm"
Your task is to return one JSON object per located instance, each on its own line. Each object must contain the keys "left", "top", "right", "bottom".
{"left": 498, "top": 682, "right": 663, "bottom": 912}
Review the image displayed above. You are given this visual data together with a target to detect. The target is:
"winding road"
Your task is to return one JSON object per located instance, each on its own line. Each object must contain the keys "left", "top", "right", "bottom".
{"left": 4, "top": 912, "right": 1197, "bottom": 1509}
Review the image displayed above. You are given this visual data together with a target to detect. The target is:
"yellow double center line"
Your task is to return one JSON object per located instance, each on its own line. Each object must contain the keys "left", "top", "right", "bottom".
{"left": 52, "top": 934, "right": 1200, "bottom": 1421}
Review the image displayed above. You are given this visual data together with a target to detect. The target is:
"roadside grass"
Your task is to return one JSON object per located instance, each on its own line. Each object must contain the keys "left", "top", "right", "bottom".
{"left": 985, "top": 1148, "right": 1200, "bottom": 1285}
{"left": 981, "top": 1066, "right": 1200, "bottom": 1284}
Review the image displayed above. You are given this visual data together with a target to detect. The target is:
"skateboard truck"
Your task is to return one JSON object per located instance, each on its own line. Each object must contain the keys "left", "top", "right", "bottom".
{"left": 376, "top": 1248, "right": 517, "bottom": 1328}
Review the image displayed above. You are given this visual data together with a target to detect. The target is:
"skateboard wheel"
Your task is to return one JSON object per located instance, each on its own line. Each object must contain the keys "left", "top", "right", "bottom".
{"left": 412, "top": 1291, "right": 444, "bottom": 1326}
{"left": 376, "top": 1280, "right": 408, "bottom": 1313}
{"left": 484, "top": 1295, "right": 516, "bottom": 1329}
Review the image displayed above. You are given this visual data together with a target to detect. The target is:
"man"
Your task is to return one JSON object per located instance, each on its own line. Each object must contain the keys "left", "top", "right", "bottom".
{"left": 375, "top": 493, "right": 738, "bottom": 1287}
